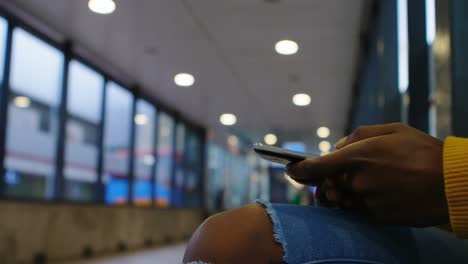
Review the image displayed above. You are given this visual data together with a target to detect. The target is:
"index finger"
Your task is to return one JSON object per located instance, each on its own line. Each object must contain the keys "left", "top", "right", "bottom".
{"left": 285, "top": 143, "right": 366, "bottom": 184}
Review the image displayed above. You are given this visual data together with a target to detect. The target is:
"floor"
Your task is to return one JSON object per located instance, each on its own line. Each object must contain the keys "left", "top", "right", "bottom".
{"left": 57, "top": 243, "right": 187, "bottom": 264}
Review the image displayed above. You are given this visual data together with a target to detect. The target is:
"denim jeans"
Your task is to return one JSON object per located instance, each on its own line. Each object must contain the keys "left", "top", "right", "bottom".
{"left": 257, "top": 200, "right": 468, "bottom": 264}
{"left": 189, "top": 201, "right": 468, "bottom": 264}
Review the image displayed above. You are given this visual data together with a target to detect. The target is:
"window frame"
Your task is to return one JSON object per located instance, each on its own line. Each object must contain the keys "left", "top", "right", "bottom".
{"left": 62, "top": 58, "right": 106, "bottom": 203}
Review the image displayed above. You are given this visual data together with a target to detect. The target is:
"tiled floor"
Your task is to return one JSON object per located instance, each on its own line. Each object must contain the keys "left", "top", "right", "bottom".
{"left": 58, "top": 243, "right": 187, "bottom": 264}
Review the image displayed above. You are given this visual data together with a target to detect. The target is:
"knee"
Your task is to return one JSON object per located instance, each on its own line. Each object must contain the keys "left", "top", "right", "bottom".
{"left": 183, "top": 204, "right": 284, "bottom": 263}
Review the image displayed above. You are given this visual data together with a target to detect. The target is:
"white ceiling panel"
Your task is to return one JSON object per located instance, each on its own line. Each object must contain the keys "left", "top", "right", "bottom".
{"left": 6, "top": 0, "right": 367, "bottom": 146}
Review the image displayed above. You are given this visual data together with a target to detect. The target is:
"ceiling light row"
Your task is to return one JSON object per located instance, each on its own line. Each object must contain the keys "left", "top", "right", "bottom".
{"left": 88, "top": 4, "right": 312, "bottom": 143}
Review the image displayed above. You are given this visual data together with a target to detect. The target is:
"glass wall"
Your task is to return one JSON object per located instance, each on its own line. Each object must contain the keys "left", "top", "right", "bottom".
{"left": 0, "top": 15, "right": 205, "bottom": 208}
{"left": 103, "top": 81, "right": 133, "bottom": 205}
{"left": 64, "top": 60, "right": 104, "bottom": 201}
{"left": 350, "top": 0, "right": 402, "bottom": 130}
{"left": 206, "top": 141, "right": 271, "bottom": 211}
{"left": 184, "top": 128, "right": 202, "bottom": 207}
{"left": 206, "top": 144, "right": 226, "bottom": 213}
{"left": 155, "top": 112, "right": 174, "bottom": 207}
{"left": 132, "top": 99, "right": 156, "bottom": 207}
{"left": 4, "top": 28, "right": 64, "bottom": 199}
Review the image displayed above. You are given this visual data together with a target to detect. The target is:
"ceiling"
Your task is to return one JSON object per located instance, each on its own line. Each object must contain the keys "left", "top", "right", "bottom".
{"left": 5, "top": 0, "right": 367, "bottom": 148}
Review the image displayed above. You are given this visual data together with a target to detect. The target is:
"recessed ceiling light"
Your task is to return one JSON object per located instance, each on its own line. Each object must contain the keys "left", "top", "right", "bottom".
{"left": 134, "top": 114, "right": 148, "bottom": 125}
{"left": 292, "top": 93, "right": 311, "bottom": 106}
{"left": 88, "top": 0, "right": 116, "bottom": 15}
{"left": 317, "top": 127, "right": 330, "bottom": 138}
{"left": 219, "top": 113, "right": 237, "bottom": 126}
{"left": 319, "top": 141, "right": 331, "bottom": 152}
{"left": 264, "top": 133, "right": 278, "bottom": 145}
{"left": 14, "top": 96, "right": 31, "bottom": 108}
{"left": 174, "top": 73, "right": 195, "bottom": 87}
{"left": 275, "top": 40, "right": 299, "bottom": 55}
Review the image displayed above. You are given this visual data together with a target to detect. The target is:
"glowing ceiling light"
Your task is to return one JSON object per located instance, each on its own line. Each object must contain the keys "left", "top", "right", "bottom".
{"left": 134, "top": 114, "right": 148, "bottom": 125}
{"left": 316, "top": 127, "right": 330, "bottom": 138}
{"left": 264, "top": 133, "right": 278, "bottom": 145}
{"left": 219, "top": 113, "right": 237, "bottom": 126}
{"left": 318, "top": 141, "right": 331, "bottom": 152}
{"left": 292, "top": 93, "right": 311, "bottom": 106}
{"left": 88, "top": 0, "right": 116, "bottom": 15}
{"left": 14, "top": 96, "right": 31, "bottom": 108}
{"left": 174, "top": 73, "right": 195, "bottom": 87}
{"left": 275, "top": 40, "right": 299, "bottom": 55}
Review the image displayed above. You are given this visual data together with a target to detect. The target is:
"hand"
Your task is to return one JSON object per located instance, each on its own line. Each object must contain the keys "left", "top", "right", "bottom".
{"left": 286, "top": 123, "right": 449, "bottom": 227}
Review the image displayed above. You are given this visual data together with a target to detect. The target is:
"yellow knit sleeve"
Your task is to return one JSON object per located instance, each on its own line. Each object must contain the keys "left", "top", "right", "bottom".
{"left": 444, "top": 136, "right": 468, "bottom": 238}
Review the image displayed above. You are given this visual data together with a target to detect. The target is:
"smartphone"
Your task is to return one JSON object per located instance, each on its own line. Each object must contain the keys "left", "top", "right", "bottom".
{"left": 253, "top": 143, "right": 318, "bottom": 165}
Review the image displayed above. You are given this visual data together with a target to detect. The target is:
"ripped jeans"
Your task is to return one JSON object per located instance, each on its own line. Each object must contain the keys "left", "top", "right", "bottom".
{"left": 190, "top": 200, "right": 468, "bottom": 264}
{"left": 257, "top": 200, "right": 468, "bottom": 264}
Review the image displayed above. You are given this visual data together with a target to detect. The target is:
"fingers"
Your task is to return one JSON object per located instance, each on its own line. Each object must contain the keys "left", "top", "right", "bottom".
{"left": 335, "top": 123, "right": 402, "bottom": 149}
{"left": 286, "top": 145, "right": 365, "bottom": 184}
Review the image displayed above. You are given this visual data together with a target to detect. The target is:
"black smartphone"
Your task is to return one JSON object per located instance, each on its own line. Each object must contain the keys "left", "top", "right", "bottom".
{"left": 253, "top": 143, "right": 318, "bottom": 165}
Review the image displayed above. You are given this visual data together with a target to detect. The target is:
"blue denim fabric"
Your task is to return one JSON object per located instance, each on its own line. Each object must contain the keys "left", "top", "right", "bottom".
{"left": 187, "top": 201, "right": 468, "bottom": 264}
{"left": 256, "top": 200, "right": 468, "bottom": 264}
{"left": 257, "top": 200, "right": 417, "bottom": 264}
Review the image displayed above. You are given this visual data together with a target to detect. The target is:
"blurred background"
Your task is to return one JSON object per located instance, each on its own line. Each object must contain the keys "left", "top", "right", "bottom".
{"left": 0, "top": 0, "right": 466, "bottom": 263}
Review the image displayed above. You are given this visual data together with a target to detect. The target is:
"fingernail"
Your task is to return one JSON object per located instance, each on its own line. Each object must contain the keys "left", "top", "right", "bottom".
{"left": 334, "top": 136, "right": 348, "bottom": 149}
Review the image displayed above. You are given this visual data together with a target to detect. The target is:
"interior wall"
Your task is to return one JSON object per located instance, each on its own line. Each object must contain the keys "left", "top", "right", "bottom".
{"left": 0, "top": 202, "right": 203, "bottom": 264}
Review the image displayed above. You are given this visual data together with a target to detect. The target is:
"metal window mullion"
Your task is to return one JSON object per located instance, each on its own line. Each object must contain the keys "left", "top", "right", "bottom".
{"left": 127, "top": 95, "right": 137, "bottom": 205}
{"left": 53, "top": 41, "right": 72, "bottom": 200}
{"left": 170, "top": 116, "right": 178, "bottom": 207}
{"left": 150, "top": 107, "right": 160, "bottom": 207}
{"left": 199, "top": 128, "right": 207, "bottom": 210}
{"left": 182, "top": 125, "right": 190, "bottom": 207}
{"left": 95, "top": 78, "right": 107, "bottom": 203}
{"left": 0, "top": 20, "right": 13, "bottom": 197}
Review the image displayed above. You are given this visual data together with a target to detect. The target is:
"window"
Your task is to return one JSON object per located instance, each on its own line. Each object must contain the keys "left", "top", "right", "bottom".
{"left": 103, "top": 81, "right": 133, "bottom": 205}
{"left": 132, "top": 99, "right": 156, "bottom": 207}
{"left": 64, "top": 60, "right": 104, "bottom": 201}
{"left": 173, "top": 123, "right": 186, "bottom": 207}
{"left": 155, "top": 112, "right": 174, "bottom": 207}
{"left": 206, "top": 144, "right": 226, "bottom": 212}
{"left": 0, "top": 17, "right": 7, "bottom": 83}
{"left": 227, "top": 156, "right": 249, "bottom": 208}
{"left": 184, "top": 128, "right": 202, "bottom": 207}
{"left": 4, "top": 28, "right": 64, "bottom": 199}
